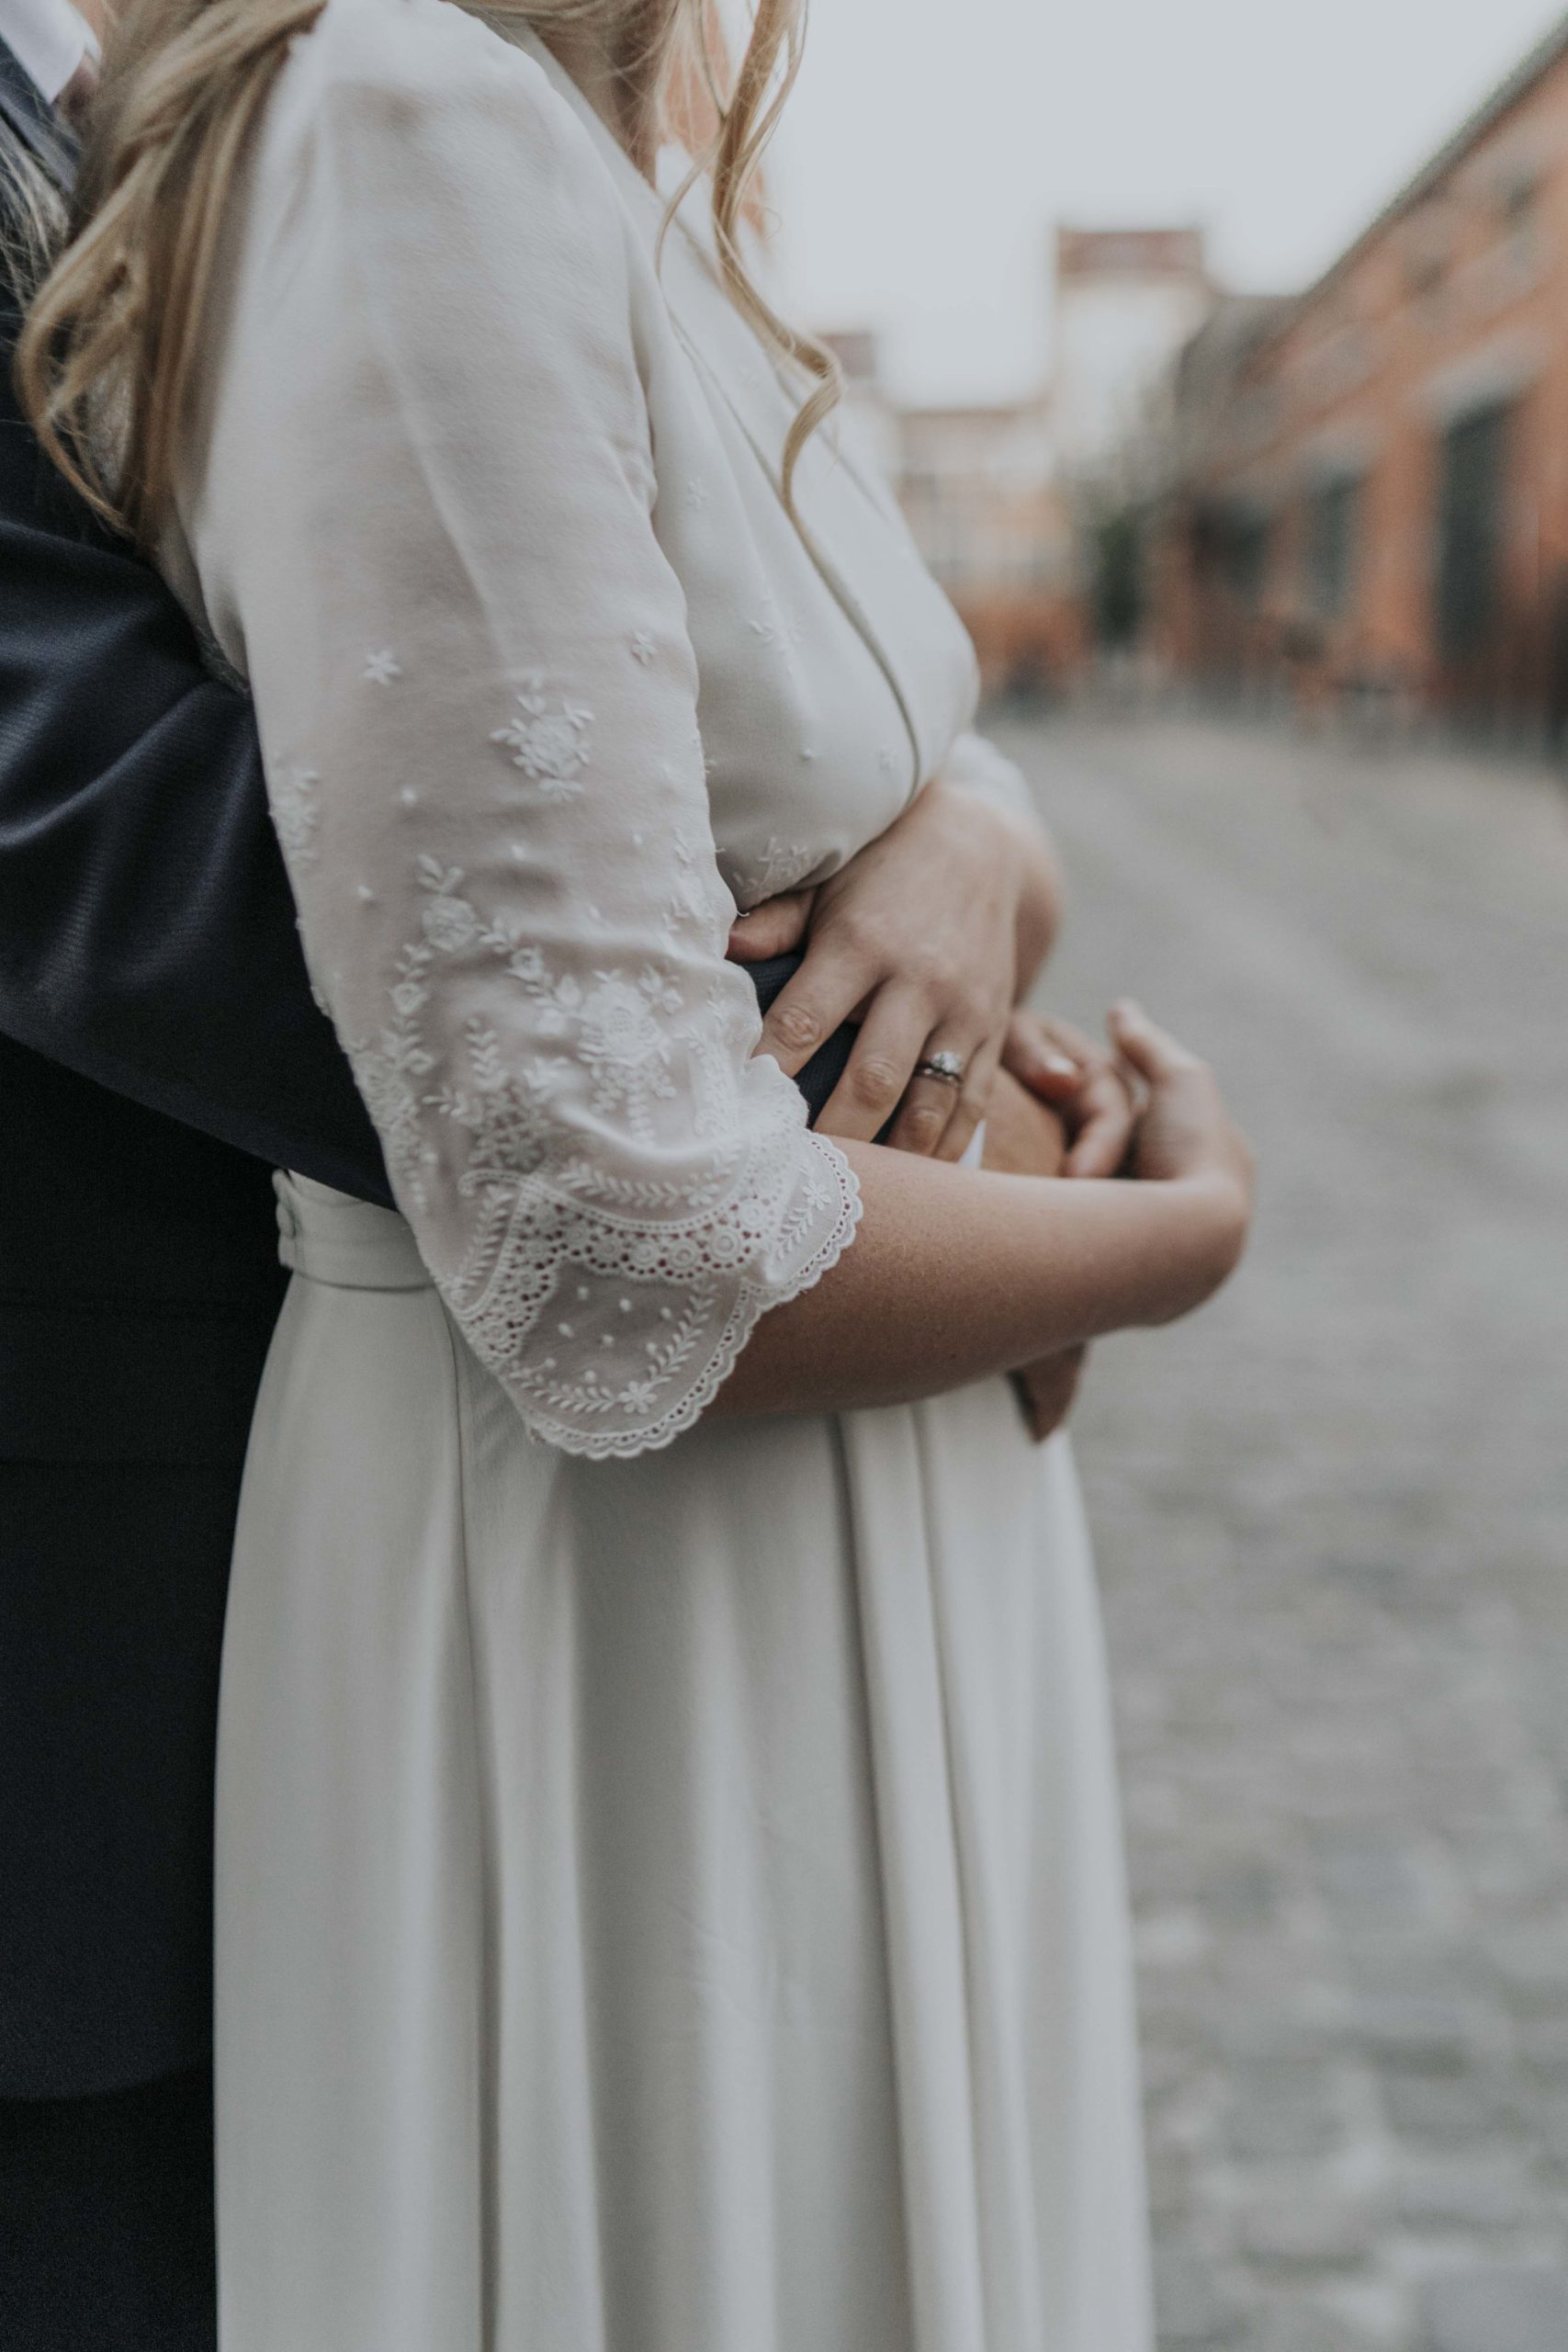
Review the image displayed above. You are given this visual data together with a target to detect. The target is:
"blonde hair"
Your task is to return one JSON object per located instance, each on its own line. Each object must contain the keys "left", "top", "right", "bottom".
{"left": 17, "top": 0, "right": 840, "bottom": 547}
{"left": 0, "top": 134, "right": 68, "bottom": 308}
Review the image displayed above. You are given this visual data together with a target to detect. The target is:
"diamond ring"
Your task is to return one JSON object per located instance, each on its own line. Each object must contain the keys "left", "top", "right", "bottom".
{"left": 913, "top": 1050, "right": 965, "bottom": 1087}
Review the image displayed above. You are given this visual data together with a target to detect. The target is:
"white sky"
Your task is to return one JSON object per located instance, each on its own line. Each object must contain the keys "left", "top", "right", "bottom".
{"left": 770, "top": 0, "right": 1568, "bottom": 405}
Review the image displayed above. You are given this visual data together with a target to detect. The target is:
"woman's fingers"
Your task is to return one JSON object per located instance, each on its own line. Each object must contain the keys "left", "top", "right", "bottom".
{"left": 1060, "top": 1045, "right": 1140, "bottom": 1178}
{"left": 1106, "top": 999, "right": 1202, "bottom": 1084}
{"left": 1061, "top": 1075, "right": 1137, "bottom": 1178}
{"left": 817, "top": 988, "right": 938, "bottom": 1143}
{"left": 755, "top": 943, "right": 870, "bottom": 1078}
{"left": 930, "top": 1024, "right": 1003, "bottom": 1163}
{"left": 727, "top": 888, "right": 815, "bottom": 963}
{"left": 1000, "top": 1010, "right": 1082, "bottom": 1102}
{"left": 1002, "top": 1008, "right": 1137, "bottom": 1178}
{"left": 883, "top": 1067, "right": 964, "bottom": 1157}
{"left": 883, "top": 1020, "right": 993, "bottom": 1159}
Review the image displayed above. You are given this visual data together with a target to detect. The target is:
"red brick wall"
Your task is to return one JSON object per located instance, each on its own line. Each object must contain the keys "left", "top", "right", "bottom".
{"left": 1156, "top": 42, "right": 1568, "bottom": 731}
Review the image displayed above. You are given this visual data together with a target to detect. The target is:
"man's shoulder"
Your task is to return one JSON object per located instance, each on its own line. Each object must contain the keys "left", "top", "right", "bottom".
{"left": 0, "top": 35, "right": 76, "bottom": 197}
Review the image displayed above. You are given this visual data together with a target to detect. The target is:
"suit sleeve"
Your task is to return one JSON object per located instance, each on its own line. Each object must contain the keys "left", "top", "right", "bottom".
{"left": 0, "top": 264, "right": 393, "bottom": 1204}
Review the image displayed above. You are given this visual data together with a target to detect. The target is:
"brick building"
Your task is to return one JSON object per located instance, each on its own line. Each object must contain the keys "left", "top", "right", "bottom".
{"left": 1147, "top": 13, "right": 1568, "bottom": 736}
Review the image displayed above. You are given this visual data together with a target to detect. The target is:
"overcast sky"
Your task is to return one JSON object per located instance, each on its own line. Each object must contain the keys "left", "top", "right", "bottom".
{"left": 770, "top": 0, "right": 1568, "bottom": 405}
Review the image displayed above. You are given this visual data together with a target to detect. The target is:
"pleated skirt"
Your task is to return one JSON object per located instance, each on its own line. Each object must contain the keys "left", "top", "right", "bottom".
{"left": 215, "top": 1173, "right": 1152, "bottom": 2350}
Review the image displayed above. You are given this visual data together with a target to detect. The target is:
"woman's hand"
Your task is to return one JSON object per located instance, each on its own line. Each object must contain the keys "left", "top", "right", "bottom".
{"left": 980, "top": 1066, "right": 1069, "bottom": 1177}
{"left": 1001, "top": 1009, "right": 1139, "bottom": 1177}
{"left": 728, "top": 779, "right": 1061, "bottom": 1166}
{"left": 997, "top": 1002, "right": 1253, "bottom": 1437}
{"left": 1110, "top": 1000, "right": 1254, "bottom": 1300}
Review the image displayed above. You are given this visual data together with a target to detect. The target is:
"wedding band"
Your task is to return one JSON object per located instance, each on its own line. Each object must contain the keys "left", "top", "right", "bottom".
{"left": 913, "top": 1050, "right": 965, "bottom": 1087}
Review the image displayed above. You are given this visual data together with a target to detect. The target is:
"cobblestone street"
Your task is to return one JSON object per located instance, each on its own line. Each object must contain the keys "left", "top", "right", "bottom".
{"left": 1003, "top": 712, "right": 1568, "bottom": 2351}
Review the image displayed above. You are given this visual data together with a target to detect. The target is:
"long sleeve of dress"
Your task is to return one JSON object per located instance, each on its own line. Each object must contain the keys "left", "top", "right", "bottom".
{"left": 193, "top": 0, "right": 858, "bottom": 1456}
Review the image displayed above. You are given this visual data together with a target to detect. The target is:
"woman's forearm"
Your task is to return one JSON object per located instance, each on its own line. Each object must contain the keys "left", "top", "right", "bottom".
{"left": 713, "top": 1144, "right": 1239, "bottom": 1419}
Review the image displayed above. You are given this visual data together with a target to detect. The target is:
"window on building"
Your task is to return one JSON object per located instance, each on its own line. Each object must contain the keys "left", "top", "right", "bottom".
{"left": 1304, "top": 474, "right": 1360, "bottom": 619}
{"left": 1223, "top": 510, "right": 1272, "bottom": 609}
{"left": 1437, "top": 401, "right": 1511, "bottom": 658}
{"left": 1091, "top": 508, "right": 1144, "bottom": 648}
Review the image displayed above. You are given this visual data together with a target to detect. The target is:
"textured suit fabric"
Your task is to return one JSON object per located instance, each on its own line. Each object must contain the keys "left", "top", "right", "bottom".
{"left": 0, "top": 31, "right": 76, "bottom": 180}
{"left": 0, "top": 2067, "right": 217, "bottom": 2350}
{"left": 0, "top": 53, "right": 363, "bottom": 2351}
{"left": 0, "top": 37, "right": 389, "bottom": 2101}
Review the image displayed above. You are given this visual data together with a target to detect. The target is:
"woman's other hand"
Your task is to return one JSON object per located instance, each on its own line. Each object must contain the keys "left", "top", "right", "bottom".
{"left": 980, "top": 1066, "right": 1068, "bottom": 1177}
{"left": 1109, "top": 1001, "right": 1254, "bottom": 1300}
{"left": 1001, "top": 1008, "right": 1139, "bottom": 1178}
{"left": 728, "top": 779, "right": 1061, "bottom": 1165}
{"left": 1003, "top": 1003, "right": 1251, "bottom": 1436}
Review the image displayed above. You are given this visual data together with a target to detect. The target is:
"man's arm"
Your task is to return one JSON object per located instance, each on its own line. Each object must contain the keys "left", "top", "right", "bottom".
{"left": 0, "top": 277, "right": 392, "bottom": 1205}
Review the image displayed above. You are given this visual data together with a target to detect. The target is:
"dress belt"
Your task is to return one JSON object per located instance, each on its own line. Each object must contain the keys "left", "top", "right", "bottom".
{"left": 273, "top": 1170, "right": 432, "bottom": 1292}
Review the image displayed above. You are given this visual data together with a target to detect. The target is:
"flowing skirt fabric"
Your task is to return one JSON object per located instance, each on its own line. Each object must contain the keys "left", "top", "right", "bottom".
{"left": 215, "top": 1175, "right": 1152, "bottom": 2351}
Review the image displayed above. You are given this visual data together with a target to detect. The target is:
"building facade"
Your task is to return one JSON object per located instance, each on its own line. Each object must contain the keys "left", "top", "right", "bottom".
{"left": 824, "top": 229, "right": 1217, "bottom": 697}
{"left": 1147, "top": 16, "right": 1568, "bottom": 735}
{"left": 897, "top": 397, "right": 1083, "bottom": 697}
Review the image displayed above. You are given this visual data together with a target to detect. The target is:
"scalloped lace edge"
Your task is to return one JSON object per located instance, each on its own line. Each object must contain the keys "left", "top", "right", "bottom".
{"left": 506, "top": 1130, "right": 863, "bottom": 1459}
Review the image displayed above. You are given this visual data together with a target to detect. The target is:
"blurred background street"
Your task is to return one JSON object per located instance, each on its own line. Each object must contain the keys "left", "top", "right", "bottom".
{"left": 1011, "top": 707, "right": 1568, "bottom": 2352}
{"left": 772, "top": 2, "right": 1568, "bottom": 2334}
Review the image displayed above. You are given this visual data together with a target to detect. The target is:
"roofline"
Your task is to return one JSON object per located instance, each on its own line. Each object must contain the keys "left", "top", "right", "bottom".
{"left": 1256, "top": 8, "right": 1568, "bottom": 348}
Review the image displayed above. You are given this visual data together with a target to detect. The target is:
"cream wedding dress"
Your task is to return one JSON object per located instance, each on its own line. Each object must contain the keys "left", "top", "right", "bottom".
{"left": 168, "top": 1, "right": 1153, "bottom": 2342}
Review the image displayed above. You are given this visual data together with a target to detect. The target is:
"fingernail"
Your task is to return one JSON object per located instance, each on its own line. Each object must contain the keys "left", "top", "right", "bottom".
{"left": 1043, "top": 1052, "right": 1077, "bottom": 1078}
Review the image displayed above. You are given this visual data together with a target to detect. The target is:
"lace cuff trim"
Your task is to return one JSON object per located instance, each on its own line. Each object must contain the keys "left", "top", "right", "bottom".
{"left": 435, "top": 1126, "right": 861, "bottom": 1458}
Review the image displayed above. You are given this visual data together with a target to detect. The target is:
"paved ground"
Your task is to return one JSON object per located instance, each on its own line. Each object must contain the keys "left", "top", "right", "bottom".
{"left": 997, "top": 710, "right": 1568, "bottom": 2351}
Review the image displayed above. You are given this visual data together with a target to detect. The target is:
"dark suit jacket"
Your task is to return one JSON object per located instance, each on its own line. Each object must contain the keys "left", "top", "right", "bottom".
{"left": 0, "top": 40, "right": 389, "bottom": 2098}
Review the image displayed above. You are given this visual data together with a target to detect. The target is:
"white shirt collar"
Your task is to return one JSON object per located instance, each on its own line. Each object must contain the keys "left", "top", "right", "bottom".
{"left": 0, "top": 0, "right": 94, "bottom": 105}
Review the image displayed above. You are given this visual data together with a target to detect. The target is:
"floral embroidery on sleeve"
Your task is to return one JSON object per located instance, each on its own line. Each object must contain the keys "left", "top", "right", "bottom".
{"left": 491, "top": 676, "right": 595, "bottom": 793}
{"left": 272, "top": 767, "right": 321, "bottom": 867}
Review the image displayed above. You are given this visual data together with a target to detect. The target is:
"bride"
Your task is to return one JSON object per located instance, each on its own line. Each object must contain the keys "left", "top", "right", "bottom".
{"left": 24, "top": 0, "right": 1251, "bottom": 2343}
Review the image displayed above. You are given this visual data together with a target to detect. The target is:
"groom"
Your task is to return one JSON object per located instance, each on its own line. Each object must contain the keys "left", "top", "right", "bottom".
{"left": 0, "top": 6, "right": 390, "bottom": 2344}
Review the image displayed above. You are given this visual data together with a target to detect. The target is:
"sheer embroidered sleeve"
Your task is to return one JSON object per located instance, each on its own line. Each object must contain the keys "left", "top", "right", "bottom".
{"left": 194, "top": 0, "right": 857, "bottom": 1455}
